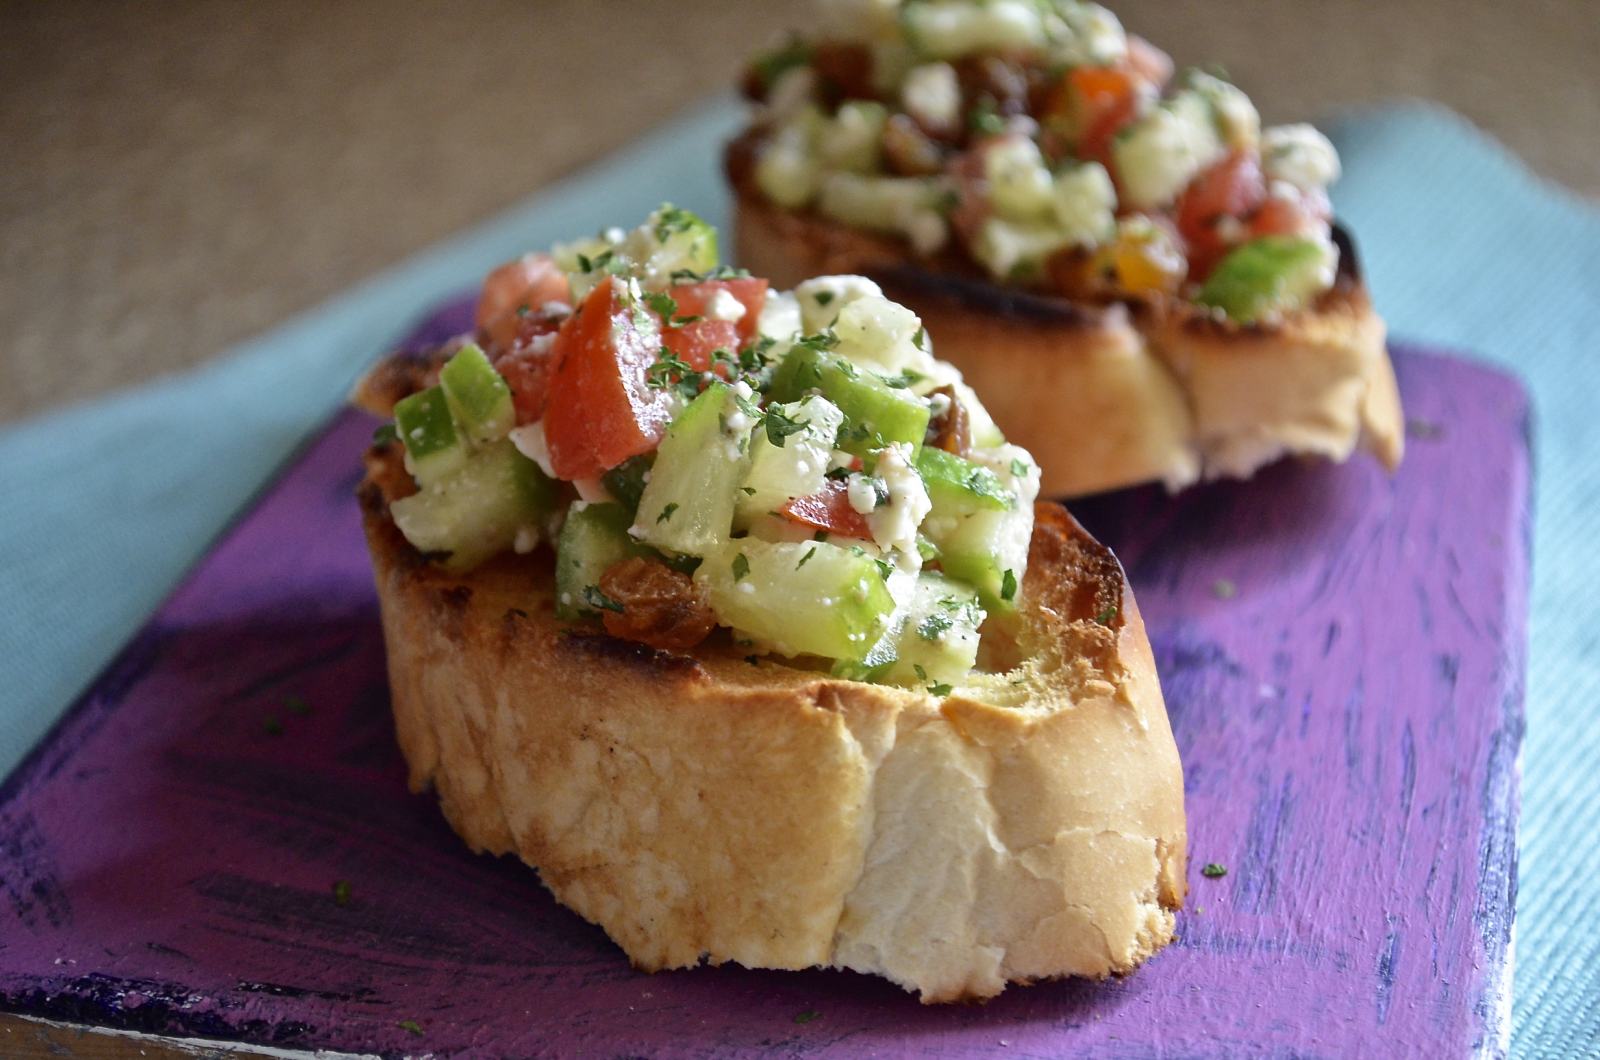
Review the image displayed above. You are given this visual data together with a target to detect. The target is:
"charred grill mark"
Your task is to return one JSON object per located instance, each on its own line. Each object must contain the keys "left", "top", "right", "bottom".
{"left": 559, "top": 630, "right": 705, "bottom": 679}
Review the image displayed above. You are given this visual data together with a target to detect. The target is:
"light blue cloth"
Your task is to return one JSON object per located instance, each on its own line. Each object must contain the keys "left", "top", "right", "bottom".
{"left": 1, "top": 96, "right": 1595, "bottom": 1054}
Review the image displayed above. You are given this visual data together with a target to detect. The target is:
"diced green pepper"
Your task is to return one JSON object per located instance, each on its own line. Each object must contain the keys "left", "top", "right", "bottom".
{"left": 393, "top": 385, "right": 467, "bottom": 487}
{"left": 1195, "top": 236, "right": 1330, "bottom": 323}
{"left": 390, "top": 440, "right": 557, "bottom": 571}
{"left": 439, "top": 343, "right": 514, "bottom": 446}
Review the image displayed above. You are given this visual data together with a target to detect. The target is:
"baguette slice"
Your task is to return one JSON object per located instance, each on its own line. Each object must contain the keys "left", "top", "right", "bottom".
{"left": 730, "top": 175, "right": 1403, "bottom": 498}
{"left": 360, "top": 440, "right": 1187, "bottom": 1002}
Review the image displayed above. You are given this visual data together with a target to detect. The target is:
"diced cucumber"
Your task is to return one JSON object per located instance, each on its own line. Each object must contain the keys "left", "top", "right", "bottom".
{"left": 737, "top": 396, "right": 845, "bottom": 524}
{"left": 768, "top": 342, "right": 930, "bottom": 457}
{"left": 632, "top": 382, "right": 752, "bottom": 556}
{"left": 1195, "top": 236, "right": 1334, "bottom": 323}
{"left": 820, "top": 101, "right": 889, "bottom": 174}
{"left": 1112, "top": 90, "right": 1224, "bottom": 211}
{"left": 984, "top": 136, "right": 1055, "bottom": 224}
{"left": 757, "top": 112, "right": 825, "bottom": 209}
{"left": 916, "top": 447, "right": 1015, "bottom": 513}
{"left": 930, "top": 506, "right": 1031, "bottom": 615}
{"left": 882, "top": 572, "right": 985, "bottom": 689}
{"left": 830, "top": 295, "right": 931, "bottom": 376}
{"left": 439, "top": 343, "right": 514, "bottom": 447}
{"left": 636, "top": 204, "right": 719, "bottom": 280}
{"left": 390, "top": 439, "right": 558, "bottom": 572}
{"left": 902, "top": 0, "right": 1044, "bottom": 59}
{"left": 600, "top": 453, "right": 653, "bottom": 517}
{"left": 695, "top": 539, "right": 895, "bottom": 661}
{"left": 394, "top": 385, "right": 468, "bottom": 487}
{"left": 971, "top": 215, "right": 1073, "bottom": 281}
{"left": 554, "top": 502, "right": 650, "bottom": 620}
{"left": 815, "top": 173, "right": 951, "bottom": 255}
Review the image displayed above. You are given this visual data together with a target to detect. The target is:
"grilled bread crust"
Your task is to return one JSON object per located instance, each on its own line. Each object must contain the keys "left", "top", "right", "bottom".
{"left": 727, "top": 142, "right": 1403, "bottom": 498}
{"left": 359, "top": 443, "right": 1187, "bottom": 1001}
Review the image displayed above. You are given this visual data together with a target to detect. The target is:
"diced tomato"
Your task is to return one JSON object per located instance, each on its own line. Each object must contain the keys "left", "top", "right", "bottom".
{"left": 541, "top": 277, "right": 674, "bottom": 480}
{"left": 475, "top": 253, "right": 571, "bottom": 354}
{"left": 779, "top": 479, "right": 873, "bottom": 541}
{"left": 1124, "top": 35, "right": 1174, "bottom": 91}
{"left": 659, "top": 278, "right": 769, "bottom": 371}
{"left": 1176, "top": 150, "right": 1267, "bottom": 278}
{"left": 1250, "top": 185, "right": 1333, "bottom": 239}
{"left": 494, "top": 343, "right": 554, "bottom": 425}
{"left": 1067, "top": 65, "right": 1144, "bottom": 169}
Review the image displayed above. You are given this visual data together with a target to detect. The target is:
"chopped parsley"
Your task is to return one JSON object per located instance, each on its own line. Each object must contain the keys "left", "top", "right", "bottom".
{"left": 1094, "top": 603, "right": 1119, "bottom": 626}
{"left": 657, "top": 502, "right": 679, "bottom": 524}
{"left": 371, "top": 423, "right": 398, "bottom": 446}
{"left": 761, "top": 406, "right": 811, "bottom": 447}
{"left": 1212, "top": 578, "right": 1237, "bottom": 600}
{"left": 583, "top": 585, "right": 625, "bottom": 614}
{"left": 911, "top": 325, "right": 927, "bottom": 351}
{"left": 917, "top": 612, "right": 954, "bottom": 641}
{"left": 874, "top": 558, "right": 894, "bottom": 582}
{"left": 968, "top": 97, "right": 1006, "bottom": 135}
{"left": 794, "top": 1009, "right": 821, "bottom": 1025}
{"left": 732, "top": 552, "right": 751, "bottom": 582}
{"left": 740, "top": 486, "right": 757, "bottom": 496}
{"left": 332, "top": 879, "right": 352, "bottom": 907}
{"left": 928, "top": 681, "right": 954, "bottom": 697}
{"left": 797, "top": 546, "right": 817, "bottom": 570}
{"left": 813, "top": 290, "right": 835, "bottom": 306}
{"left": 1201, "top": 862, "right": 1228, "bottom": 879}
{"left": 398, "top": 1019, "right": 424, "bottom": 1037}
{"left": 263, "top": 716, "right": 283, "bottom": 736}
{"left": 1000, "top": 568, "right": 1018, "bottom": 602}
{"left": 285, "top": 694, "right": 311, "bottom": 717}
{"left": 1009, "top": 457, "right": 1030, "bottom": 477}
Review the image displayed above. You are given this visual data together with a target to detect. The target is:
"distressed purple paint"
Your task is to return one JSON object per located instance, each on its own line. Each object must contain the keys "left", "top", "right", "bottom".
{"left": 0, "top": 310, "right": 1527, "bottom": 1058}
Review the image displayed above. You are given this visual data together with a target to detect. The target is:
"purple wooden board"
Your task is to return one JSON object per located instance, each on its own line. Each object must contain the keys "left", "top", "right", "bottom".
{"left": 0, "top": 303, "right": 1527, "bottom": 1059}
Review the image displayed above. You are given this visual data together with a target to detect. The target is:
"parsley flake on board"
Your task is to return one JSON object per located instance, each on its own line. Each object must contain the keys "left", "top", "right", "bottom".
{"left": 284, "top": 694, "right": 311, "bottom": 716}
{"left": 332, "top": 879, "right": 352, "bottom": 907}
{"left": 794, "top": 1010, "right": 821, "bottom": 1025}
{"left": 263, "top": 716, "right": 283, "bottom": 737}
{"left": 583, "top": 585, "right": 625, "bottom": 614}
{"left": 1000, "top": 568, "right": 1018, "bottom": 602}
{"left": 398, "top": 1019, "right": 424, "bottom": 1037}
{"left": 657, "top": 502, "right": 679, "bottom": 524}
{"left": 1212, "top": 578, "right": 1237, "bottom": 599}
{"left": 732, "top": 552, "right": 751, "bottom": 582}
{"left": 1201, "top": 862, "right": 1228, "bottom": 879}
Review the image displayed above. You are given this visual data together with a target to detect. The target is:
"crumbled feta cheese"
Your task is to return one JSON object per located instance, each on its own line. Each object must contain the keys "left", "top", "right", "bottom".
{"left": 509, "top": 421, "right": 558, "bottom": 479}
{"left": 1114, "top": 91, "right": 1225, "bottom": 210}
{"left": 1262, "top": 123, "right": 1341, "bottom": 191}
{"left": 864, "top": 441, "right": 931, "bottom": 555}
{"left": 846, "top": 473, "right": 880, "bottom": 515}
{"left": 758, "top": 289, "right": 803, "bottom": 343}
{"left": 1051, "top": 161, "right": 1117, "bottom": 247}
{"left": 1046, "top": 1, "right": 1127, "bottom": 66}
{"left": 794, "top": 274, "right": 884, "bottom": 332}
{"left": 903, "top": 0, "right": 1044, "bottom": 59}
{"left": 513, "top": 525, "right": 540, "bottom": 554}
{"left": 704, "top": 288, "right": 747, "bottom": 323}
{"left": 1186, "top": 71, "right": 1260, "bottom": 149}
{"left": 901, "top": 62, "right": 961, "bottom": 133}
{"left": 763, "top": 65, "right": 818, "bottom": 122}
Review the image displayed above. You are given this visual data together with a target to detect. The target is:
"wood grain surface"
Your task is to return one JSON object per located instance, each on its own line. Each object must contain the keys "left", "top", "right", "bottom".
{"left": 2, "top": 0, "right": 1595, "bottom": 425}
{"left": 0, "top": 298, "right": 1529, "bottom": 1058}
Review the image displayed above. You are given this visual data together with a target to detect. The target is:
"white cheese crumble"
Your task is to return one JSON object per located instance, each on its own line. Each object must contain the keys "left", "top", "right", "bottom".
{"left": 509, "top": 421, "right": 558, "bottom": 479}
{"left": 704, "top": 287, "right": 748, "bottom": 323}
{"left": 901, "top": 62, "right": 961, "bottom": 133}
{"left": 794, "top": 274, "right": 884, "bottom": 332}
{"left": 1262, "top": 124, "right": 1341, "bottom": 191}
{"left": 864, "top": 441, "right": 931, "bottom": 556}
{"left": 573, "top": 477, "right": 613, "bottom": 504}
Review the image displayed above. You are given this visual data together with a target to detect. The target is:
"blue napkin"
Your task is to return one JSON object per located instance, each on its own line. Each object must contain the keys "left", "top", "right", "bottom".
{"left": 2, "top": 96, "right": 1596, "bottom": 1054}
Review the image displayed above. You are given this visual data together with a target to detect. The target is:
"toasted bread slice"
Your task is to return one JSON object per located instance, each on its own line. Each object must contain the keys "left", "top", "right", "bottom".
{"left": 360, "top": 441, "right": 1187, "bottom": 1002}
{"left": 730, "top": 184, "right": 1403, "bottom": 498}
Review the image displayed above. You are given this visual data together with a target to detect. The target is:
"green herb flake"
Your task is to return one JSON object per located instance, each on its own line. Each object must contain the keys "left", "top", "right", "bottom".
{"left": 285, "top": 694, "right": 311, "bottom": 717}
{"left": 928, "top": 681, "right": 954, "bottom": 697}
{"left": 1000, "top": 568, "right": 1018, "bottom": 602}
{"left": 583, "top": 585, "right": 625, "bottom": 614}
{"left": 643, "top": 291, "right": 679, "bottom": 320}
{"left": 762, "top": 406, "right": 811, "bottom": 447}
{"left": 1212, "top": 578, "right": 1237, "bottom": 600}
{"left": 332, "top": 879, "right": 352, "bottom": 907}
{"left": 918, "top": 612, "right": 955, "bottom": 641}
{"left": 797, "top": 546, "right": 817, "bottom": 570}
{"left": 741, "top": 486, "right": 757, "bottom": 496}
{"left": 794, "top": 1010, "right": 821, "bottom": 1025}
{"left": 371, "top": 423, "right": 398, "bottom": 446}
{"left": 1009, "top": 457, "right": 1030, "bottom": 477}
{"left": 657, "top": 502, "right": 679, "bottom": 524}
{"left": 1094, "top": 603, "right": 1119, "bottom": 626}
{"left": 912, "top": 326, "right": 927, "bottom": 351}
{"left": 263, "top": 716, "right": 283, "bottom": 736}
{"left": 575, "top": 252, "right": 593, "bottom": 273}
{"left": 398, "top": 1019, "right": 424, "bottom": 1037}
{"left": 813, "top": 290, "right": 835, "bottom": 306}
{"left": 874, "top": 558, "right": 894, "bottom": 582}
{"left": 1201, "top": 862, "right": 1228, "bottom": 879}
{"left": 732, "top": 552, "right": 751, "bottom": 582}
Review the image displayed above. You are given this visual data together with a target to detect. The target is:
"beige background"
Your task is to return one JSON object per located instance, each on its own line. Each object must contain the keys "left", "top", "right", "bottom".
{"left": 0, "top": 2, "right": 1594, "bottom": 1055}
{"left": 2, "top": 1, "right": 1596, "bottom": 426}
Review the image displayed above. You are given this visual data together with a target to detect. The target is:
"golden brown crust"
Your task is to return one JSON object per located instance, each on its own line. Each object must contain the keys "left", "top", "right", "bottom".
{"left": 731, "top": 185, "right": 1404, "bottom": 498}
{"left": 361, "top": 444, "right": 1187, "bottom": 1001}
